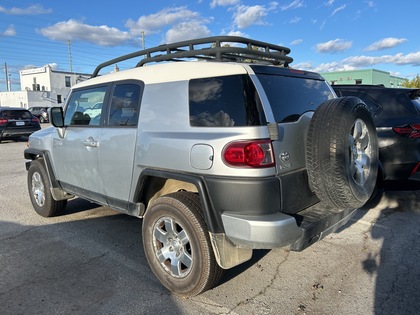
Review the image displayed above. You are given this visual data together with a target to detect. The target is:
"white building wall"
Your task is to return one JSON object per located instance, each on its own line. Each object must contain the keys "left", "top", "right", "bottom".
{"left": 0, "top": 65, "right": 90, "bottom": 108}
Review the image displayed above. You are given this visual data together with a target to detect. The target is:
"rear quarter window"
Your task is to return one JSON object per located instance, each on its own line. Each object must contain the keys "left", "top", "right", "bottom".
{"left": 189, "top": 75, "right": 266, "bottom": 127}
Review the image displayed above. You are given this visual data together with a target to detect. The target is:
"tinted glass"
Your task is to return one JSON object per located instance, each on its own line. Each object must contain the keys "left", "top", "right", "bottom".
{"left": 334, "top": 90, "right": 382, "bottom": 117}
{"left": 257, "top": 74, "right": 334, "bottom": 122}
{"left": 0, "top": 109, "right": 32, "bottom": 119}
{"left": 108, "top": 84, "right": 141, "bottom": 127}
{"left": 410, "top": 91, "right": 420, "bottom": 114}
{"left": 189, "top": 75, "right": 265, "bottom": 127}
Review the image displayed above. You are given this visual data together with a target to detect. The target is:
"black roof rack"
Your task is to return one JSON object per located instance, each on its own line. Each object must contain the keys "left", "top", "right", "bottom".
{"left": 92, "top": 36, "right": 293, "bottom": 77}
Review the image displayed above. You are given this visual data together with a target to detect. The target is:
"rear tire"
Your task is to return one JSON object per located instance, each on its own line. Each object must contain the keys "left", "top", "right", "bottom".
{"left": 306, "top": 97, "right": 378, "bottom": 209}
{"left": 27, "top": 159, "right": 67, "bottom": 217}
{"left": 142, "top": 191, "right": 223, "bottom": 297}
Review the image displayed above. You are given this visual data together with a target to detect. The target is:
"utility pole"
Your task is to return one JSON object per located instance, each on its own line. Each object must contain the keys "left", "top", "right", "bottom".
{"left": 68, "top": 40, "right": 73, "bottom": 73}
{"left": 141, "top": 31, "right": 145, "bottom": 50}
{"left": 4, "top": 63, "right": 10, "bottom": 92}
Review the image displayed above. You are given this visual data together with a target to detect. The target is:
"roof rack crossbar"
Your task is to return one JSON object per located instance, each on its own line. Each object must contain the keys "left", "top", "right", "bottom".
{"left": 92, "top": 36, "right": 293, "bottom": 77}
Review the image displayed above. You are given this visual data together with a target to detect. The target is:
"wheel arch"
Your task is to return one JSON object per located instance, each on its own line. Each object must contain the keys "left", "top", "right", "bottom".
{"left": 134, "top": 169, "right": 224, "bottom": 234}
{"left": 24, "top": 148, "right": 72, "bottom": 201}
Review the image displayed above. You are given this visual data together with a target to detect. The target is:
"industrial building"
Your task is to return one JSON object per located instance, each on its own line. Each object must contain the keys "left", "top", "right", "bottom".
{"left": 321, "top": 69, "right": 406, "bottom": 87}
{"left": 0, "top": 65, "right": 90, "bottom": 108}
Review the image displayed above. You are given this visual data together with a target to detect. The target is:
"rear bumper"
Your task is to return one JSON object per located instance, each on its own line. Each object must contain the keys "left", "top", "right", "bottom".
{"left": 222, "top": 204, "right": 357, "bottom": 251}
{"left": 2, "top": 127, "right": 41, "bottom": 138}
{"left": 378, "top": 129, "right": 420, "bottom": 181}
{"left": 222, "top": 211, "right": 302, "bottom": 249}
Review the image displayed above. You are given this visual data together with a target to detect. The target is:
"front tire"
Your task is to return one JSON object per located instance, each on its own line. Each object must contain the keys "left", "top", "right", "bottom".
{"left": 306, "top": 97, "right": 378, "bottom": 209}
{"left": 142, "top": 191, "right": 223, "bottom": 297}
{"left": 27, "top": 159, "right": 67, "bottom": 217}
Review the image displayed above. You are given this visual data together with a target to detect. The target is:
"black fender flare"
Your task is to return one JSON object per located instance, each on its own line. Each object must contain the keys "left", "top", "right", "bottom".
{"left": 24, "top": 148, "right": 71, "bottom": 200}
{"left": 135, "top": 168, "right": 224, "bottom": 234}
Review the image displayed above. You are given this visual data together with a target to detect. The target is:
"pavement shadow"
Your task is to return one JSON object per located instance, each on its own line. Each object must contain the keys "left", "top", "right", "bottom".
{"left": 361, "top": 180, "right": 420, "bottom": 314}
{"left": 0, "top": 208, "right": 180, "bottom": 314}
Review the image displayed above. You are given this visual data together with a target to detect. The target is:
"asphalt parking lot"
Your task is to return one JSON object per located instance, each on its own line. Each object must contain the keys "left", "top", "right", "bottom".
{"left": 1, "top": 132, "right": 420, "bottom": 315}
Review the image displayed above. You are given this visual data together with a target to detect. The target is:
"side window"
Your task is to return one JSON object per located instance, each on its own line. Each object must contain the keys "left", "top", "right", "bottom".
{"left": 108, "top": 84, "right": 141, "bottom": 127}
{"left": 189, "top": 75, "right": 265, "bottom": 127}
{"left": 64, "top": 86, "right": 107, "bottom": 126}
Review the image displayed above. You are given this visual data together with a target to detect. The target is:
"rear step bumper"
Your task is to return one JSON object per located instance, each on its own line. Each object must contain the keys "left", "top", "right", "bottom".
{"left": 290, "top": 206, "right": 357, "bottom": 251}
{"left": 221, "top": 203, "right": 357, "bottom": 251}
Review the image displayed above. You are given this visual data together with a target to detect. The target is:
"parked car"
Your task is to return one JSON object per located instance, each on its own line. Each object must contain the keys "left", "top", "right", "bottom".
{"left": 0, "top": 107, "right": 41, "bottom": 143}
{"left": 333, "top": 84, "right": 420, "bottom": 183}
{"left": 24, "top": 36, "right": 378, "bottom": 296}
{"left": 28, "top": 106, "right": 49, "bottom": 123}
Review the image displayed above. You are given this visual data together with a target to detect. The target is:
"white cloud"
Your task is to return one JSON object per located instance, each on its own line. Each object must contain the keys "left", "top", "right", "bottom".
{"left": 39, "top": 19, "right": 132, "bottom": 47}
{"left": 331, "top": 4, "right": 346, "bottom": 16}
{"left": 210, "top": 0, "right": 240, "bottom": 8}
{"left": 165, "top": 21, "right": 211, "bottom": 43}
{"left": 325, "top": 0, "right": 335, "bottom": 7}
{"left": 227, "top": 30, "right": 248, "bottom": 37}
{"left": 0, "top": 4, "right": 52, "bottom": 15}
{"left": 126, "top": 7, "right": 202, "bottom": 36}
{"left": 289, "top": 16, "right": 302, "bottom": 24}
{"left": 234, "top": 5, "right": 267, "bottom": 28}
{"left": 3, "top": 24, "right": 16, "bottom": 36}
{"left": 290, "top": 39, "right": 303, "bottom": 46}
{"left": 303, "top": 51, "right": 420, "bottom": 73}
{"left": 365, "top": 37, "right": 408, "bottom": 51}
{"left": 344, "top": 52, "right": 420, "bottom": 67}
{"left": 280, "top": 0, "right": 304, "bottom": 11}
{"left": 316, "top": 39, "right": 352, "bottom": 53}
{"left": 233, "top": 3, "right": 279, "bottom": 29}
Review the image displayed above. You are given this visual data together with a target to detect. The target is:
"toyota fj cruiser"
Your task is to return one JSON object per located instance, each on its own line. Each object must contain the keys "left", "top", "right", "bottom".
{"left": 25, "top": 36, "right": 378, "bottom": 297}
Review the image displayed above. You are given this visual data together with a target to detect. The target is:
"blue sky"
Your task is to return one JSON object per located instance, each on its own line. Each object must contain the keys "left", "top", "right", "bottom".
{"left": 1, "top": 0, "right": 419, "bottom": 91}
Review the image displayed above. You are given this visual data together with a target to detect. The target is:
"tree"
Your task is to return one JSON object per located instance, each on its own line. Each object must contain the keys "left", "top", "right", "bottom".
{"left": 402, "top": 74, "right": 420, "bottom": 88}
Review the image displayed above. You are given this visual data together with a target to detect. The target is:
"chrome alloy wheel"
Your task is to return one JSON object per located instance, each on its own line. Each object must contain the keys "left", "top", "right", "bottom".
{"left": 152, "top": 216, "right": 193, "bottom": 278}
{"left": 31, "top": 171, "right": 46, "bottom": 207}
{"left": 349, "top": 118, "right": 373, "bottom": 186}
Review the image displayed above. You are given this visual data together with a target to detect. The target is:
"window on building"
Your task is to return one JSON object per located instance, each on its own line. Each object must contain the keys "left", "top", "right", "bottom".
{"left": 355, "top": 79, "right": 362, "bottom": 85}
{"left": 65, "top": 76, "right": 71, "bottom": 87}
{"left": 57, "top": 95, "right": 62, "bottom": 104}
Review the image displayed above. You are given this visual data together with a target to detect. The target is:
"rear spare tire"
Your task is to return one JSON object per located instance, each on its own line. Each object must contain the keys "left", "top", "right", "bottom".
{"left": 306, "top": 96, "right": 378, "bottom": 209}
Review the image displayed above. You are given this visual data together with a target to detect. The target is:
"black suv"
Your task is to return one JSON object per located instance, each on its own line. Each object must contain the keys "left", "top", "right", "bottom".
{"left": 0, "top": 107, "right": 41, "bottom": 143}
{"left": 28, "top": 106, "right": 49, "bottom": 123}
{"left": 333, "top": 84, "right": 420, "bottom": 183}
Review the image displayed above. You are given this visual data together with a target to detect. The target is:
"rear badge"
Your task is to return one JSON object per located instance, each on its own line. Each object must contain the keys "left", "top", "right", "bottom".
{"left": 280, "top": 151, "right": 291, "bottom": 169}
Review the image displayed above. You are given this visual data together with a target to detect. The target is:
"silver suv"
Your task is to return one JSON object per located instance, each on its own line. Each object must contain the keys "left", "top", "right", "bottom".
{"left": 25, "top": 36, "right": 378, "bottom": 297}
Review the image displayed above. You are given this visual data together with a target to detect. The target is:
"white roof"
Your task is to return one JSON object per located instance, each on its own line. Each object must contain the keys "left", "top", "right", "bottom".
{"left": 74, "top": 61, "right": 249, "bottom": 88}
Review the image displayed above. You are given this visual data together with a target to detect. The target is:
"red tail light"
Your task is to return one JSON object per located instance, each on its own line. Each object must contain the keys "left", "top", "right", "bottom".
{"left": 0, "top": 118, "right": 8, "bottom": 125}
{"left": 393, "top": 124, "right": 420, "bottom": 138}
{"left": 223, "top": 140, "right": 275, "bottom": 168}
{"left": 32, "top": 117, "right": 39, "bottom": 123}
{"left": 410, "top": 162, "right": 420, "bottom": 176}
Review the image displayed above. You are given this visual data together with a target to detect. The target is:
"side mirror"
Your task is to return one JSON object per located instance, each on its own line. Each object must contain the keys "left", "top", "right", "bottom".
{"left": 49, "top": 107, "right": 65, "bottom": 127}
